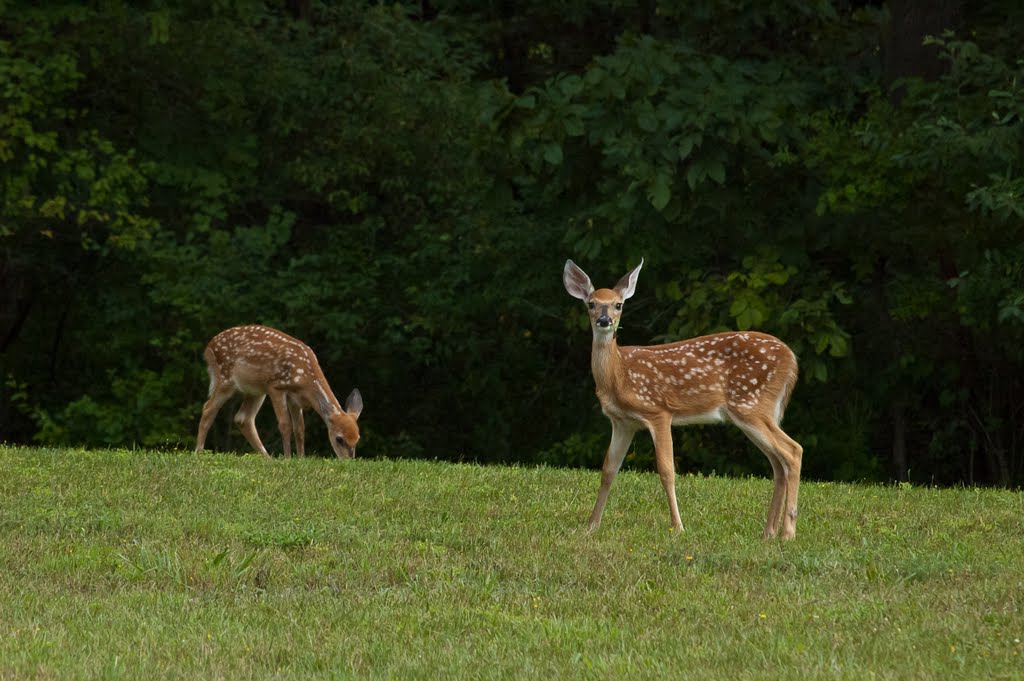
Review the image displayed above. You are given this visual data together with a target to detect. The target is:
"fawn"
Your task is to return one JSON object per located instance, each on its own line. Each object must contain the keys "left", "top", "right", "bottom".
{"left": 564, "top": 259, "right": 803, "bottom": 539}
{"left": 195, "top": 325, "right": 362, "bottom": 459}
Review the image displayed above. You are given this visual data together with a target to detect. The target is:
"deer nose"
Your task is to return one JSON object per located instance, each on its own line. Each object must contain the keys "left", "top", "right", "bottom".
{"left": 596, "top": 315, "right": 613, "bottom": 328}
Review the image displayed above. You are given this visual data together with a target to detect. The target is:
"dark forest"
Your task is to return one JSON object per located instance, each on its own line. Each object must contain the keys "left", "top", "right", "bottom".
{"left": 2, "top": 1, "right": 1023, "bottom": 485}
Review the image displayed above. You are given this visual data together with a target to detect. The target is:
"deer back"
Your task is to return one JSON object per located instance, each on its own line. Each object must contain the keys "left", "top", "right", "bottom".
{"left": 205, "top": 325, "right": 328, "bottom": 402}
{"left": 600, "top": 331, "right": 798, "bottom": 426}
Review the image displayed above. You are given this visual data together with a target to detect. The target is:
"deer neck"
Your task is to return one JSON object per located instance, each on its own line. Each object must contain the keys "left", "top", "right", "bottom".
{"left": 590, "top": 332, "right": 623, "bottom": 395}
{"left": 308, "top": 374, "right": 342, "bottom": 420}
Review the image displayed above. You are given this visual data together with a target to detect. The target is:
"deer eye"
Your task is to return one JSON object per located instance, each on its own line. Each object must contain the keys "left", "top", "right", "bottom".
{"left": 335, "top": 435, "right": 346, "bottom": 446}
{"left": 588, "top": 302, "right": 596, "bottom": 310}
{"left": 614, "top": 303, "right": 622, "bottom": 310}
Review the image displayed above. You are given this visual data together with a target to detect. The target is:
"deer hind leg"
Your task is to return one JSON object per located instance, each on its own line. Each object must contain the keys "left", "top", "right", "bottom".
{"left": 234, "top": 394, "right": 271, "bottom": 458}
{"left": 287, "top": 397, "right": 305, "bottom": 457}
{"left": 742, "top": 416, "right": 787, "bottom": 539}
{"left": 733, "top": 413, "right": 802, "bottom": 540}
{"left": 588, "top": 420, "right": 637, "bottom": 531}
{"left": 770, "top": 423, "right": 803, "bottom": 540}
{"left": 760, "top": 448, "right": 787, "bottom": 540}
{"left": 195, "top": 382, "right": 234, "bottom": 453}
{"left": 649, "top": 418, "right": 683, "bottom": 532}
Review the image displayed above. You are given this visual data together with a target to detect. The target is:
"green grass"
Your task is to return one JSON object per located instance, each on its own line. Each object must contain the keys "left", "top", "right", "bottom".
{"left": 0, "top": 445, "right": 1022, "bottom": 679}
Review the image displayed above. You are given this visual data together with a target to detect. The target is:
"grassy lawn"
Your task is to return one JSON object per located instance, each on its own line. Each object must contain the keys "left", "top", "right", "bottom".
{"left": 0, "top": 445, "right": 1021, "bottom": 679}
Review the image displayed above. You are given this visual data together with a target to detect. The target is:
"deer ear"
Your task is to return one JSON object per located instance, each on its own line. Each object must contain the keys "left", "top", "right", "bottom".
{"left": 614, "top": 258, "right": 643, "bottom": 300}
{"left": 345, "top": 389, "right": 363, "bottom": 420}
{"left": 563, "top": 260, "right": 594, "bottom": 301}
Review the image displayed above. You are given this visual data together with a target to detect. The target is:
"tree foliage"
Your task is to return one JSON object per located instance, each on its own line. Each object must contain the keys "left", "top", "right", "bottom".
{"left": 3, "top": 0, "right": 1024, "bottom": 485}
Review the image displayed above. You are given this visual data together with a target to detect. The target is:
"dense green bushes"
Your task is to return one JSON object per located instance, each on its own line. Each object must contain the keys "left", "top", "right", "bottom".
{"left": 3, "top": 1, "right": 1023, "bottom": 484}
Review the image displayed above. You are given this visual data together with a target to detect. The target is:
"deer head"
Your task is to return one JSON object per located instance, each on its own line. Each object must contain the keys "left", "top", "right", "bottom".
{"left": 563, "top": 259, "right": 643, "bottom": 339}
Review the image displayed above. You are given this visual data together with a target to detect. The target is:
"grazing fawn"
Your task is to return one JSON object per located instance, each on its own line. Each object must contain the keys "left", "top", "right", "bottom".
{"left": 563, "top": 259, "right": 803, "bottom": 540}
{"left": 194, "top": 325, "right": 363, "bottom": 459}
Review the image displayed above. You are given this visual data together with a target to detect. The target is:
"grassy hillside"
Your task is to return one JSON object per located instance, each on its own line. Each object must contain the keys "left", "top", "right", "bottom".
{"left": 0, "top": 445, "right": 1021, "bottom": 679}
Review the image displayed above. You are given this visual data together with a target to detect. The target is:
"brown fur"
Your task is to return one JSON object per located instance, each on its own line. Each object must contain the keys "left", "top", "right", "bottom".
{"left": 194, "top": 325, "right": 363, "bottom": 459}
{"left": 564, "top": 260, "right": 803, "bottom": 540}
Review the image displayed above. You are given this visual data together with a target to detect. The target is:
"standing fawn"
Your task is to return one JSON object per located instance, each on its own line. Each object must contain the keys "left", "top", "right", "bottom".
{"left": 194, "top": 325, "right": 363, "bottom": 459}
{"left": 563, "top": 259, "right": 803, "bottom": 540}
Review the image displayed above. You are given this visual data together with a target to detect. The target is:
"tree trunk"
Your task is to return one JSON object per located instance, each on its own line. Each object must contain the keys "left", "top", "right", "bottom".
{"left": 891, "top": 400, "right": 908, "bottom": 482}
{"left": 883, "top": 0, "right": 964, "bottom": 103}
{"left": 873, "top": 259, "right": 908, "bottom": 481}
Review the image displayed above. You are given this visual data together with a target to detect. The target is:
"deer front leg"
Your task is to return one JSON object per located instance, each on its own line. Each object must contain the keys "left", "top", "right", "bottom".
{"left": 649, "top": 418, "right": 683, "bottom": 532}
{"left": 287, "top": 397, "right": 305, "bottom": 457}
{"left": 267, "top": 390, "right": 293, "bottom": 458}
{"left": 587, "top": 420, "right": 636, "bottom": 531}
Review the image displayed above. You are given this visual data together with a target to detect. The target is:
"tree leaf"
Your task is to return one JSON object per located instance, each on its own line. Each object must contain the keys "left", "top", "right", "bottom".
{"left": 543, "top": 143, "right": 563, "bottom": 165}
{"left": 707, "top": 160, "right": 726, "bottom": 184}
{"left": 637, "top": 107, "right": 659, "bottom": 133}
{"left": 736, "top": 307, "right": 756, "bottom": 330}
{"left": 647, "top": 171, "right": 671, "bottom": 210}
{"left": 686, "top": 161, "right": 706, "bottom": 190}
{"left": 515, "top": 94, "right": 537, "bottom": 109}
{"left": 829, "top": 333, "right": 849, "bottom": 357}
{"left": 678, "top": 136, "right": 695, "bottom": 161}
